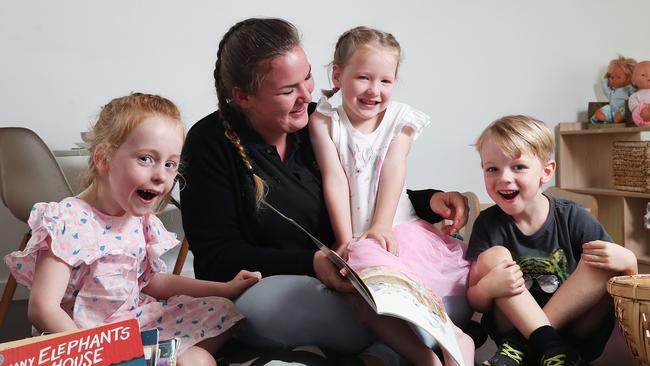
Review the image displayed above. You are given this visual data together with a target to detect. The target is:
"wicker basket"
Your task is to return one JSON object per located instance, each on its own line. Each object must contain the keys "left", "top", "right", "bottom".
{"left": 607, "top": 275, "right": 650, "bottom": 365}
{"left": 612, "top": 141, "right": 650, "bottom": 193}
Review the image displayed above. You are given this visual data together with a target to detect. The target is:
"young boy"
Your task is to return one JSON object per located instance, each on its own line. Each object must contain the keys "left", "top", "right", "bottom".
{"left": 467, "top": 115, "right": 637, "bottom": 366}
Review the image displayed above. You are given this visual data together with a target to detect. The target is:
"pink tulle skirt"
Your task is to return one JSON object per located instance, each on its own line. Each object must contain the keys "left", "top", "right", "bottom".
{"left": 347, "top": 219, "right": 470, "bottom": 297}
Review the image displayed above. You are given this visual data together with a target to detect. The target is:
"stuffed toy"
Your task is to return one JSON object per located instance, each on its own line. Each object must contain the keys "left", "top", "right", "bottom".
{"left": 629, "top": 61, "right": 650, "bottom": 127}
{"left": 590, "top": 56, "right": 636, "bottom": 124}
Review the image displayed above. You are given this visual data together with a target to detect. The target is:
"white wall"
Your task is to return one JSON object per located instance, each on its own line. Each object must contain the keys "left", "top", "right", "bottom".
{"left": 1, "top": 1, "right": 650, "bottom": 286}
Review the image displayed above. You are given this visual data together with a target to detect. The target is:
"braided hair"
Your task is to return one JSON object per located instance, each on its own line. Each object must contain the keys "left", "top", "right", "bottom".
{"left": 214, "top": 18, "right": 301, "bottom": 206}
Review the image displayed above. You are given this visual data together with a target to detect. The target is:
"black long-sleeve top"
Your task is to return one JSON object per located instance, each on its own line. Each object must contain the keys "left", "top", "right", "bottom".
{"left": 180, "top": 107, "right": 443, "bottom": 282}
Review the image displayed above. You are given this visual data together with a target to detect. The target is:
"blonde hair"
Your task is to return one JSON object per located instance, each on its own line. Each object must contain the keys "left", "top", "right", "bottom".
{"left": 82, "top": 92, "right": 183, "bottom": 209}
{"left": 609, "top": 55, "right": 637, "bottom": 78}
{"left": 214, "top": 18, "right": 301, "bottom": 207}
{"left": 322, "top": 26, "right": 401, "bottom": 98}
{"left": 475, "top": 115, "right": 554, "bottom": 163}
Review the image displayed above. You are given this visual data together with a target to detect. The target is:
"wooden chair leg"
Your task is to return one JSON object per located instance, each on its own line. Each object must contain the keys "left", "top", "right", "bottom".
{"left": 172, "top": 238, "right": 190, "bottom": 276}
{"left": 0, "top": 233, "right": 30, "bottom": 329}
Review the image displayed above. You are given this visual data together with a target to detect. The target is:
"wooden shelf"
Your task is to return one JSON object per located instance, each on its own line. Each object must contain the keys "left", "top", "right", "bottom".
{"left": 565, "top": 188, "right": 650, "bottom": 199}
{"left": 638, "top": 255, "right": 650, "bottom": 266}
{"left": 557, "top": 122, "right": 650, "bottom": 135}
{"left": 556, "top": 122, "right": 650, "bottom": 272}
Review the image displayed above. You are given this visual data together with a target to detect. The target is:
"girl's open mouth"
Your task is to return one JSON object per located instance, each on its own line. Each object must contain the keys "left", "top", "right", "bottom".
{"left": 137, "top": 189, "right": 158, "bottom": 201}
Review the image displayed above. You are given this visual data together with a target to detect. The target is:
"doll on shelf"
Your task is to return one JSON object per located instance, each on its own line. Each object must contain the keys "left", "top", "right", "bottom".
{"left": 629, "top": 61, "right": 650, "bottom": 127}
{"left": 590, "top": 55, "right": 637, "bottom": 124}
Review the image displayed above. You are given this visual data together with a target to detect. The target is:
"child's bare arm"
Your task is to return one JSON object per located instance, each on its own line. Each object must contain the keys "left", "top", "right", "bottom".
{"left": 581, "top": 240, "right": 638, "bottom": 275}
{"left": 362, "top": 127, "right": 414, "bottom": 255}
{"left": 467, "top": 259, "right": 525, "bottom": 313}
{"left": 143, "top": 270, "right": 261, "bottom": 300}
{"left": 28, "top": 249, "right": 77, "bottom": 333}
{"left": 308, "top": 112, "right": 353, "bottom": 249}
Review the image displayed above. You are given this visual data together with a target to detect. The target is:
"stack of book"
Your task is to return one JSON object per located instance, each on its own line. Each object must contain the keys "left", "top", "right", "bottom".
{"left": 0, "top": 319, "right": 180, "bottom": 366}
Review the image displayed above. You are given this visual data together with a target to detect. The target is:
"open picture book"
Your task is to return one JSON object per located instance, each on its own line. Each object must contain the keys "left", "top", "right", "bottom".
{"left": 262, "top": 202, "right": 465, "bottom": 366}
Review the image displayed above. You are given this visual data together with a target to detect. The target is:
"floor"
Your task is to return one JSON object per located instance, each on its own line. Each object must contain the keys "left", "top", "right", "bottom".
{"left": 0, "top": 300, "right": 637, "bottom": 365}
{"left": 0, "top": 300, "right": 31, "bottom": 343}
{"left": 473, "top": 324, "right": 634, "bottom": 366}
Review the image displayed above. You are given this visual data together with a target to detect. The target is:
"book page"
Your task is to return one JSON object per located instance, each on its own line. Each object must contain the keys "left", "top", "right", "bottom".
{"left": 325, "top": 250, "right": 376, "bottom": 309}
{"left": 358, "top": 266, "right": 465, "bottom": 366}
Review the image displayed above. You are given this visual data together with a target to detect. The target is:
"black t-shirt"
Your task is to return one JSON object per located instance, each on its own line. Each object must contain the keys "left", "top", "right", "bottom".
{"left": 180, "top": 108, "right": 443, "bottom": 281}
{"left": 467, "top": 195, "right": 612, "bottom": 303}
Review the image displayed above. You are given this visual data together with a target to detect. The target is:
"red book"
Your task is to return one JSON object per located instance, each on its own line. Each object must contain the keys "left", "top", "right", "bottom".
{"left": 0, "top": 318, "right": 146, "bottom": 366}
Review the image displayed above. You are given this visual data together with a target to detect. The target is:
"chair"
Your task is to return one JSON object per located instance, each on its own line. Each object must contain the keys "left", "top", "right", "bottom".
{"left": 172, "top": 238, "right": 190, "bottom": 276}
{"left": 167, "top": 196, "right": 190, "bottom": 276}
{"left": 544, "top": 186, "right": 598, "bottom": 218}
{"left": 0, "top": 127, "right": 74, "bottom": 328}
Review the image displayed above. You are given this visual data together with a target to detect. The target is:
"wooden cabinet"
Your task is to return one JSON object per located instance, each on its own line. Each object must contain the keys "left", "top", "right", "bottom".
{"left": 556, "top": 123, "right": 650, "bottom": 271}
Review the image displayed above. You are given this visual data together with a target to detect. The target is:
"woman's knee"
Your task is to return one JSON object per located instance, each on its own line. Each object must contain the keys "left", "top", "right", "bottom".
{"left": 234, "top": 275, "right": 373, "bottom": 352}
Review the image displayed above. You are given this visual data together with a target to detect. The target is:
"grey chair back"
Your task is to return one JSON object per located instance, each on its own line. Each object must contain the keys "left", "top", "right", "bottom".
{"left": 0, "top": 127, "right": 73, "bottom": 223}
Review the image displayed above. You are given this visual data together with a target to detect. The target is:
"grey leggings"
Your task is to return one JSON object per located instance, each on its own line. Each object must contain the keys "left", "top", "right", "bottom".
{"left": 234, "top": 275, "right": 471, "bottom": 359}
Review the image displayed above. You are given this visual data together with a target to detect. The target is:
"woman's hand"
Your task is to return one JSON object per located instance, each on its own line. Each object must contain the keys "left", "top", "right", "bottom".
{"left": 313, "top": 250, "right": 354, "bottom": 293}
{"left": 430, "top": 191, "right": 468, "bottom": 235}
{"left": 225, "top": 270, "right": 262, "bottom": 299}
{"left": 581, "top": 240, "right": 638, "bottom": 275}
{"left": 359, "top": 224, "right": 399, "bottom": 256}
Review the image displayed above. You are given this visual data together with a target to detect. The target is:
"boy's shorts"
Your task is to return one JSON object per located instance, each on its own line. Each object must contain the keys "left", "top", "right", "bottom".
{"left": 481, "top": 307, "right": 615, "bottom": 362}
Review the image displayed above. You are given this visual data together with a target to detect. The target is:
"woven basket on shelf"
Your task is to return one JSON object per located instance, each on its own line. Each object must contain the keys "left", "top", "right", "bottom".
{"left": 612, "top": 141, "right": 650, "bottom": 193}
{"left": 607, "top": 275, "right": 650, "bottom": 365}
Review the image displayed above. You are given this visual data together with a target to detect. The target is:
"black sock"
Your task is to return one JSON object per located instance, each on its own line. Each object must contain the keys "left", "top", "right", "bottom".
{"left": 528, "top": 325, "right": 563, "bottom": 353}
{"left": 500, "top": 328, "right": 527, "bottom": 346}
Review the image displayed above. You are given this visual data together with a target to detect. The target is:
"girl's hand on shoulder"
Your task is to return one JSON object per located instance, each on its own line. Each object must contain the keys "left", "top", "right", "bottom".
{"left": 430, "top": 191, "right": 468, "bottom": 235}
{"left": 581, "top": 240, "right": 638, "bottom": 275}
{"left": 481, "top": 260, "right": 525, "bottom": 298}
{"left": 225, "top": 270, "right": 262, "bottom": 299}
{"left": 360, "top": 224, "right": 399, "bottom": 256}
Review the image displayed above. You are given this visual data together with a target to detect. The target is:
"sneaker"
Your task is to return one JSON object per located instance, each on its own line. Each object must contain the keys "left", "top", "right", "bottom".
{"left": 483, "top": 339, "right": 527, "bottom": 366}
{"left": 539, "top": 346, "right": 586, "bottom": 366}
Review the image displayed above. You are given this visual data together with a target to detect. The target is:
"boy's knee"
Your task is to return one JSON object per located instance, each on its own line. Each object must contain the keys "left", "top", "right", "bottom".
{"left": 477, "top": 246, "right": 512, "bottom": 271}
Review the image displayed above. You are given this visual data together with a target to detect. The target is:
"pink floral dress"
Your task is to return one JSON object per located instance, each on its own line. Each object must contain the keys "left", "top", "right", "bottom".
{"left": 4, "top": 197, "right": 243, "bottom": 353}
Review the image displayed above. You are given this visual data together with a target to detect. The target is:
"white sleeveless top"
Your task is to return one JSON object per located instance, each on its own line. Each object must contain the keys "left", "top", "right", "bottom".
{"left": 316, "top": 97, "right": 430, "bottom": 235}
